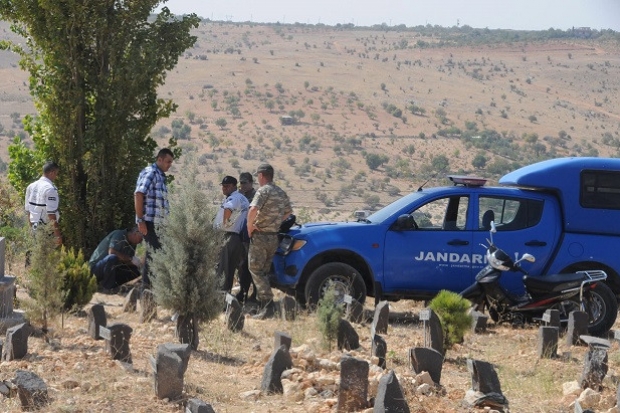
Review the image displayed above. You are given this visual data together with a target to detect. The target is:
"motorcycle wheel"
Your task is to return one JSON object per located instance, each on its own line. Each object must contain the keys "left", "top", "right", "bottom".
{"left": 580, "top": 283, "right": 618, "bottom": 336}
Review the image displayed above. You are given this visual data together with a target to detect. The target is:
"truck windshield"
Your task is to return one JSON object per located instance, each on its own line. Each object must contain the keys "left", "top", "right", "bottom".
{"left": 367, "top": 192, "right": 425, "bottom": 223}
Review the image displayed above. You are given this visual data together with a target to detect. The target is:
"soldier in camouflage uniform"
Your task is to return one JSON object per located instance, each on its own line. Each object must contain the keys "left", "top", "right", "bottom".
{"left": 246, "top": 163, "right": 292, "bottom": 319}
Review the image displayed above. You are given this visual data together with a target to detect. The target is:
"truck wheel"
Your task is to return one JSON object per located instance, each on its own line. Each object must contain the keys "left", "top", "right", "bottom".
{"left": 304, "top": 263, "right": 367, "bottom": 308}
{"left": 583, "top": 283, "right": 618, "bottom": 336}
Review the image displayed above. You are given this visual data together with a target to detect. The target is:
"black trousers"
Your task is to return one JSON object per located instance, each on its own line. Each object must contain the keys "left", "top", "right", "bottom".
{"left": 237, "top": 241, "right": 256, "bottom": 298}
{"left": 218, "top": 232, "right": 245, "bottom": 292}
{"left": 142, "top": 220, "right": 161, "bottom": 289}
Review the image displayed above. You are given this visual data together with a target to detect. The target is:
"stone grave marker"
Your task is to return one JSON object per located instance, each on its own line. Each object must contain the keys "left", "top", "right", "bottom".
{"left": 15, "top": 370, "right": 48, "bottom": 410}
{"left": 421, "top": 308, "right": 444, "bottom": 355}
{"left": 337, "top": 318, "right": 360, "bottom": 351}
{"left": 186, "top": 398, "right": 215, "bottom": 413}
{"left": 123, "top": 287, "right": 139, "bottom": 313}
{"left": 225, "top": 293, "right": 244, "bottom": 332}
{"left": 374, "top": 370, "right": 410, "bottom": 413}
{"left": 344, "top": 294, "right": 365, "bottom": 324}
{"left": 566, "top": 311, "right": 588, "bottom": 346}
{"left": 2, "top": 323, "right": 30, "bottom": 361}
{"left": 471, "top": 310, "right": 488, "bottom": 333}
{"left": 538, "top": 326, "right": 559, "bottom": 359}
{"left": 261, "top": 345, "right": 292, "bottom": 394}
{"left": 99, "top": 323, "right": 133, "bottom": 363}
{"left": 280, "top": 295, "right": 297, "bottom": 321}
{"left": 274, "top": 331, "right": 292, "bottom": 352}
{"left": 0, "top": 237, "right": 25, "bottom": 333}
{"left": 87, "top": 304, "right": 107, "bottom": 340}
{"left": 467, "top": 359, "right": 503, "bottom": 395}
{"left": 580, "top": 348, "right": 608, "bottom": 391}
{"left": 151, "top": 343, "right": 191, "bottom": 400}
{"left": 371, "top": 301, "right": 389, "bottom": 335}
{"left": 542, "top": 309, "right": 561, "bottom": 328}
{"left": 372, "top": 334, "right": 387, "bottom": 369}
{"left": 337, "top": 356, "right": 369, "bottom": 412}
{"left": 409, "top": 347, "right": 444, "bottom": 384}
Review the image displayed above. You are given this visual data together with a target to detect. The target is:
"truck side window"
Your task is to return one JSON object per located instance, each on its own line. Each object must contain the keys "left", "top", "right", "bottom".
{"left": 411, "top": 196, "right": 469, "bottom": 230}
{"left": 478, "top": 196, "right": 543, "bottom": 230}
{"left": 581, "top": 170, "right": 620, "bottom": 210}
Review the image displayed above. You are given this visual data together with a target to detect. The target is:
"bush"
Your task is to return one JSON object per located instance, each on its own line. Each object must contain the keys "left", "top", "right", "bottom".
{"left": 58, "top": 247, "right": 97, "bottom": 311}
{"left": 429, "top": 290, "right": 472, "bottom": 349}
{"left": 316, "top": 282, "right": 344, "bottom": 351}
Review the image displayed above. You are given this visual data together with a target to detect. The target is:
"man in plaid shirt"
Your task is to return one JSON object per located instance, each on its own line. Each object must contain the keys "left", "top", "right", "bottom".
{"left": 134, "top": 148, "right": 174, "bottom": 289}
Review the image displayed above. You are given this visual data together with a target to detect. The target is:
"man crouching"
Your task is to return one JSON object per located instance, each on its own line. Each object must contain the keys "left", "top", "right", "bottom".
{"left": 89, "top": 227, "right": 143, "bottom": 292}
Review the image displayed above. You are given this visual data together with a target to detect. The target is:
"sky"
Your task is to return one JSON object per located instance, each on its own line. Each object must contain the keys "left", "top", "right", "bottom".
{"left": 160, "top": 0, "right": 620, "bottom": 31}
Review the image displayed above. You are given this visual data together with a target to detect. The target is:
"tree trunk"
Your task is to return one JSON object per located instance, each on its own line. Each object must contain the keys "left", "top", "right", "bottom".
{"left": 176, "top": 313, "right": 199, "bottom": 351}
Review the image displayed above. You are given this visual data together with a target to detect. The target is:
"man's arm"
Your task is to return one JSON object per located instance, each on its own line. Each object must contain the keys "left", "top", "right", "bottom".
{"left": 108, "top": 248, "right": 132, "bottom": 263}
{"left": 247, "top": 206, "right": 258, "bottom": 238}
{"left": 134, "top": 192, "right": 147, "bottom": 235}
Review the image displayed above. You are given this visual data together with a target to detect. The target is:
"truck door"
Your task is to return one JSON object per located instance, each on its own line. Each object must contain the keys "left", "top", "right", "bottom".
{"left": 383, "top": 195, "right": 474, "bottom": 295}
{"left": 472, "top": 195, "right": 558, "bottom": 295}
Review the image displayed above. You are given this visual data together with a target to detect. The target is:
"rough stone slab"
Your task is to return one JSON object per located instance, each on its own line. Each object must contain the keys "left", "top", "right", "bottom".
{"left": 423, "top": 308, "right": 444, "bottom": 356}
{"left": 542, "top": 309, "right": 561, "bottom": 328}
{"left": 580, "top": 348, "right": 608, "bottom": 391}
{"left": 2, "top": 322, "right": 30, "bottom": 361}
{"left": 154, "top": 347, "right": 184, "bottom": 400}
{"left": 471, "top": 311, "right": 488, "bottom": 333}
{"left": 374, "top": 370, "right": 410, "bottom": 413}
{"left": 122, "top": 287, "right": 139, "bottom": 313}
{"left": 274, "top": 331, "right": 292, "bottom": 352}
{"left": 409, "top": 347, "right": 444, "bottom": 384}
{"left": 567, "top": 311, "right": 588, "bottom": 346}
{"left": 338, "top": 319, "right": 360, "bottom": 351}
{"left": 15, "top": 370, "right": 48, "bottom": 410}
{"left": 0, "top": 309, "right": 26, "bottom": 335}
{"left": 101, "top": 323, "right": 133, "bottom": 363}
{"left": 87, "top": 304, "right": 107, "bottom": 340}
{"left": 372, "top": 334, "right": 387, "bottom": 369}
{"left": 538, "top": 326, "right": 559, "bottom": 359}
{"left": 337, "top": 356, "right": 369, "bottom": 412}
{"left": 280, "top": 295, "right": 297, "bottom": 321}
{"left": 261, "top": 346, "right": 293, "bottom": 394}
{"left": 344, "top": 295, "right": 365, "bottom": 324}
{"left": 159, "top": 343, "right": 191, "bottom": 374}
{"left": 579, "top": 335, "right": 611, "bottom": 350}
{"left": 371, "top": 301, "right": 389, "bottom": 335}
{"left": 0, "top": 274, "right": 15, "bottom": 318}
{"left": 226, "top": 296, "right": 244, "bottom": 332}
{"left": 467, "top": 359, "right": 503, "bottom": 395}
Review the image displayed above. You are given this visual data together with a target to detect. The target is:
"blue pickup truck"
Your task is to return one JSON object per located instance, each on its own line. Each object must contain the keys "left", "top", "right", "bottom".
{"left": 272, "top": 157, "right": 620, "bottom": 306}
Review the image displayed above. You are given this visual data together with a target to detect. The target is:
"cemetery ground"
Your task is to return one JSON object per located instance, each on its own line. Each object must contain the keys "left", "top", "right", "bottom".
{"left": 2, "top": 282, "right": 620, "bottom": 413}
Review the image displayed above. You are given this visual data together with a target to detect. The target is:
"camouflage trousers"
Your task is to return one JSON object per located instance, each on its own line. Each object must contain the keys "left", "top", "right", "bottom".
{"left": 248, "top": 233, "right": 279, "bottom": 302}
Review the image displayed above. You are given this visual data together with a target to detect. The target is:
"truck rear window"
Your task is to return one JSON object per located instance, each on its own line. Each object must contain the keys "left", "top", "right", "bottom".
{"left": 581, "top": 170, "right": 620, "bottom": 209}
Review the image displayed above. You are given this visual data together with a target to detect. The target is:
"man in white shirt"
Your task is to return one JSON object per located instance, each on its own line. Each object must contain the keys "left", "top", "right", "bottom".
{"left": 25, "top": 161, "right": 62, "bottom": 244}
{"left": 214, "top": 175, "right": 249, "bottom": 293}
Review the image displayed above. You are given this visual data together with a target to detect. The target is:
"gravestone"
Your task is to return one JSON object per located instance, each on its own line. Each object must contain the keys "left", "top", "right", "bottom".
{"left": 122, "top": 287, "right": 139, "bottom": 313}
{"left": 372, "top": 334, "right": 387, "bottom": 369}
{"left": 140, "top": 289, "right": 157, "bottom": 323}
{"left": 580, "top": 348, "right": 608, "bottom": 391}
{"left": 420, "top": 308, "right": 444, "bottom": 355}
{"left": 371, "top": 301, "right": 389, "bottom": 335}
{"left": 409, "top": 347, "right": 444, "bottom": 384}
{"left": 374, "top": 370, "right": 410, "bottom": 413}
{"left": 542, "top": 309, "right": 561, "bottom": 328}
{"left": 99, "top": 323, "right": 133, "bottom": 363}
{"left": 15, "top": 370, "right": 48, "bottom": 410}
{"left": 467, "top": 359, "right": 503, "bottom": 394}
{"left": 225, "top": 294, "right": 244, "bottom": 332}
{"left": 471, "top": 311, "right": 488, "bottom": 333}
{"left": 280, "top": 295, "right": 297, "bottom": 321}
{"left": 566, "top": 311, "right": 588, "bottom": 346}
{"left": 337, "top": 356, "right": 369, "bottom": 412}
{"left": 2, "top": 323, "right": 30, "bottom": 361}
{"left": 186, "top": 398, "right": 215, "bottom": 413}
{"left": 87, "top": 304, "right": 107, "bottom": 340}
{"left": 344, "top": 294, "right": 365, "bottom": 324}
{"left": 274, "top": 331, "right": 292, "bottom": 352}
{"left": 151, "top": 343, "right": 191, "bottom": 400}
{"left": 538, "top": 326, "right": 559, "bottom": 359}
{"left": 0, "top": 238, "right": 25, "bottom": 333}
{"left": 338, "top": 319, "right": 360, "bottom": 351}
{"left": 261, "top": 345, "right": 292, "bottom": 394}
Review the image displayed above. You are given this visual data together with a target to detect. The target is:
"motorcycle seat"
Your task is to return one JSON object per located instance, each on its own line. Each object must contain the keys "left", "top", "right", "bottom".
{"left": 523, "top": 272, "right": 588, "bottom": 295}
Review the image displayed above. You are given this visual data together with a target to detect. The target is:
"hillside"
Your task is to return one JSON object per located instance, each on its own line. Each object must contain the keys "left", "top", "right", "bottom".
{"left": 1, "top": 22, "right": 620, "bottom": 220}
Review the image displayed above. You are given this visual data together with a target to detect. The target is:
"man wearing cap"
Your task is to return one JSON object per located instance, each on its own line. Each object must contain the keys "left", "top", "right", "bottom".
{"left": 235, "top": 171, "right": 257, "bottom": 303}
{"left": 89, "top": 227, "right": 143, "bottom": 292}
{"left": 214, "top": 175, "right": 250, "bottom": 293}
{"left": 246, "top": 163, "right": 292, "bottom": 319}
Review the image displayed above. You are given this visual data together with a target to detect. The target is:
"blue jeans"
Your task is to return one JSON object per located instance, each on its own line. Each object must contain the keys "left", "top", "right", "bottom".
{"left": 91, "top": 255, "right": 140, "bottom": 290}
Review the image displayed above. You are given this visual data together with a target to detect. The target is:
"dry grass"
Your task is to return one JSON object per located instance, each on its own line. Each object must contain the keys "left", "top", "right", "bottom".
{"left": 1, "top": 284, "right": 619, "bottom": 412}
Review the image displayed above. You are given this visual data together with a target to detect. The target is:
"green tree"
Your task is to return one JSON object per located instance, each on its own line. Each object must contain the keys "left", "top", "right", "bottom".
{"left": 316, "top": 282, "right": 344, "bottom": 351}
{"left": 365, "top": 153, "right": 389, "bottom": 170}
{"left": 215, "top": 117, "right": 228, "bottom": 129}
{"left": 0, "top": 2, "right": 199, "bottom": 251}
{"left": 472, "top": 153, "right": 487, "bottom": 170}
{"left": 429, "top": 290, "right": 472, "bottom": 349}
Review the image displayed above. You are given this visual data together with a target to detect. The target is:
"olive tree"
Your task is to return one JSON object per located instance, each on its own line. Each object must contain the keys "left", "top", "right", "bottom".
{"left": 0, "top": 1, "right": 199, "bottom": 250}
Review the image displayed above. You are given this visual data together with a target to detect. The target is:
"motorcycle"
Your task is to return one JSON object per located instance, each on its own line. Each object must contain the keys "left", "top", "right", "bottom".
{"left": 460, "top": 222, "right": 618, "bottom": 336}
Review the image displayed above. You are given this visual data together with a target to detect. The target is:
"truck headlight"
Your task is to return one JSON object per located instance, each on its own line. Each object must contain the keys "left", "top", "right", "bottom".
{"left": 279, "top": 235, "right": 306, "bottom": 255}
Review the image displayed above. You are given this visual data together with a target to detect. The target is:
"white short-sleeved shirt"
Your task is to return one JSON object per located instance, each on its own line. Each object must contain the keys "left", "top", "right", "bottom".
{"left": 213, "top": 190, "right": 249, "bottom": 234}
{"left": 25, "top": 176, "right": 60, "bottom": 224}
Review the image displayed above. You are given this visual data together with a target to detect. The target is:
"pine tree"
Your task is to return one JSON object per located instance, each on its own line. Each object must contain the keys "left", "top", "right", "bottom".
{"left": 150, "top": 165, "right": 224, "bottom": 349}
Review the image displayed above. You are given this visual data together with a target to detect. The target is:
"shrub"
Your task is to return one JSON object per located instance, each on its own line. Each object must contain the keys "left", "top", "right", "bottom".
{"left": 429, "top": 290, "right": 472, "bottom": 349}
{"left": 316, "top": 282, "right": 344, "bottom": 351}
{"left": 58, "top": 247, "right": 97, "bottom": 311}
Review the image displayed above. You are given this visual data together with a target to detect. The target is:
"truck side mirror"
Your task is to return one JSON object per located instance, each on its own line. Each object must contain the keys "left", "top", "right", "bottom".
{"left": 395, "top": 214, "right": 415, "bottom": 230}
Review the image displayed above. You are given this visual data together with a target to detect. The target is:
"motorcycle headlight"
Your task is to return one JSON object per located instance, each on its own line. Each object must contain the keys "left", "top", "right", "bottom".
{"left": 279, "top": 235, "right": 306, "bottom": 255}
{"left": 487, "top": 249, "right": 511, "bottom": 271}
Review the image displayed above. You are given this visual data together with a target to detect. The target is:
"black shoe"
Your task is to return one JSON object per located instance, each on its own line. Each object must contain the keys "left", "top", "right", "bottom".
{"left": 252, "top": 300, "right": 276, "bottom": 320}
{"left": 235, "top": 290, "right": 246, "bottom": 304}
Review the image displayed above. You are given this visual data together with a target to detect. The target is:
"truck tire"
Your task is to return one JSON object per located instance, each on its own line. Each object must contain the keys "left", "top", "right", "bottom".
{"left": 304, "top": 262, "right": 367, "bottom": 308}
{"left": 583, "top": 283, "right": 618, "bottom": 336}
